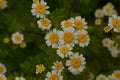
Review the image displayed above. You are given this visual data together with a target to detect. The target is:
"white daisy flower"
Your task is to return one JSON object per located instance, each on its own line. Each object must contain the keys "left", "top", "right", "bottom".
{"left": 59, "top": 28, "right": 76, "bottom": 47}
{"left": 108, "top": 75, "right": 117, "bottom": 80}
{"left": 108, "top": 15, "right": 120, "bottom": 32}
{"left": 36, "top": 64, "right": 45, "bottom": 74}
{"left": 96, "top": 74, "right": 107, "bottom": 80}
{"left": 110, "top": 49, "right": 119, "bottom": 58}
{"left": 103, "top": 3, "right": 114, "bottom": 16}
{"left": 95, "top": 9, "right": 104, "bottom": 18}
{"left": 45, "top": 70, "right": 63, "bottom": 80}
{"left": 60, "top": 18, "right": 74, "bottom": 30}
{"left": 102, "top": 38, "right": 112, "bottom": 47}
{"left": 66, "top": 52, "right": 86, "bottom": 75}
{"left": 15, "top": 76, "right": 25, "bottom": 80}
{"left": 11, "top": 32, "right": 24, "bottom": 45}
{"left": 74, "top": 16, "right": 88, "bottom": 31}
{"left": 0, "top": 63, "right": 6, "bottom": 75}
{"left": 111, "top": 9, "right": 118, "bottom": 16}
{"left": 45, "top": 29, "right": 62, "bottom": 48}
{"left": 0, "top": 0, "right": 7, "bottom": 9}
{"left": 37, "top": 18, "right": 52, "bottom": 30}
{"left": 52, "top": 61, "right": 64, "bottom": 72}
{"left": 112, "top": 70, "right": 120, "bottom": 79}
{"left": 0, "top": 74, "right": 6, "bottom": 80}
{"left": 75, "top": 30, "right": 90, "bottom": 47}
{"left": 31, "top": 0, "right": 50, "bottom": 18}
{"left": 57, "top": 44, "right": 73, "bottom": 58}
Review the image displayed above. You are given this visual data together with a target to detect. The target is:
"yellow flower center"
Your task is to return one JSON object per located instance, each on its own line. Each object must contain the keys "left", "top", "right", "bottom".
{"left": 3, "top": 37, "right": 10, "bottom": 44}
{"left": 64, "top": 32, "right": 74, "bottom": 43}
{"left": 0, "top": 0, "right": 4, "bottom": 8}
{"left": 15, "top": 35, "right": 21, "bottom": 41}
{"left": 71, "top": 58, "right": 81, "bottom": 68}
{"left": 97, "top": 11, "right": 102, "bottom": 17}
{"left": 50, "top": 33, "right": 59, "bottom": 43}
{"left": 0, "top": 76, "right": 3, "bottom": 80}
{"left": 49, "top": 74, "right": 59, "bottom": 80}
{"left": 64, "top": 21, "right": 72, "bottom": 27}
{"left": 115, "top": 72, "right": 120, "bottom": 79}
{"left": 37, "top": 65, "right": 45, "bottom": 73}
{"left": 110, "top": 42, "right": 114, "bottom": 48}
{"left": 33, "top": 0, "right": 39, "bottom": 3}
{"left": 104, "top": 26, "right": 111, "bottom": 33}
{"left": 105, "top": 7, "right": 111, "bottom": 13}
{"left": 112, "top": 18, "right": 120, "bottom": 28}
{"left": 78, "top": 34, "right": 87, "bottom": 43}
{"left": 109, "top": 77, "right": 116, "bottom": 80}
{"left": 0, "top": 66, "right": 3, "bottom": 73}
{"left": 20, "top": 42, "right": 26, "bottom": 48}
{"left": 60, "top": 46, "right": 69, "bottom": 54}
{"left": 103, "top": 39, "right": 109, "bottom": 45}
{"left": 95, "top": 19, "right": 101, "bottom": 25}
{"left": 55, "top": 63, "right": 62, "bottom": 71}
{"left": 98, "top": 77, "right": 105, "bottom": 80}
{"left": 41, "top": 19, "right": 50, "bottom": 27}
{"left": 36, "top": 4, "right": 46, "bottom": 14}
{"left": 74, "top": 20, "right": 83, "bottom": 30}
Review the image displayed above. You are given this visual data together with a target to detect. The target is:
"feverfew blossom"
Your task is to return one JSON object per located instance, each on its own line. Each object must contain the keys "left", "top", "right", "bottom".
{"left": 0, "top": 63, "right": 6, "bottom": 75}
{"left": 52, "top": 61, "right": 64, "bottom": 72}
{"left": 36, "top": 64, "right": 45, "bottom": 74}
{"left": 0, "top": 0, "right": 7, "bottom": 9}
{"left": 0, "top": 74, "right": 6, "bottom": 80}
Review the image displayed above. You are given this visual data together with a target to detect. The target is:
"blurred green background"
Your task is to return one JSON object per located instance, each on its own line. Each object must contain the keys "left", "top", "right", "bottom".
{"left": 0, "top": 0, "right": 120, "bottom": 80}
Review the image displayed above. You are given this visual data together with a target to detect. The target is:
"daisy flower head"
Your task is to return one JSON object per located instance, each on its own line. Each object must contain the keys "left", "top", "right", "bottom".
{"left": 103, "top": 3, "right": 113, "bottom": 16}
{"left": 74, "top": 16, "right": 88, "bottom": 31}
{"left": 0, "top": 0, "right": 7, "bottom": 10}
{"left": 60, "top": 18, "right": 74, "bottom": 30}
{"left": 11, "top": 32, "right": 24, "bottom": 45}
{"left": 0, "top": 63, "right": 6, "bottom": 75}
{"left": 104, "top": 26, "right": 112, "bottom": 33}
{"left": 0, "top": 74, "right": 6, "bottom": 80}
{"left": 37, "top": 18, "right": 52, "bottom": 30}
{"left": 31, "top": 0, "right": 50, "bottom": 18}
{"left": 96, "top": 74, "right": 107, "bottom": 80}
{"left": 57, "top": 44, "right": 73, "bottom": 58}
{"left": 66, "top": 52, "right": 86, "bottom": 75}
{"left": 45, "top": 70, "right": 63, "bottom": 80}
{"left": 52, "top": 61, "right": 64, "bottom": 72}
{"left": 110, "top": 48, "right": 119, "bottom": 58}
{"left": 59, "top": 28, "right": 76, "bottom": 47}
{"left": 111, "top": 9, "right": 118, "bottom": 16}
{"left": 3, "top": 37, "right": 10, "bottom": 44}
{"left": 112, "top": 70, "right": 120, "bottom": 79}
{"left": 95, "top": 9, "right": 104, "bottom": 18}
{"left": 36, "top": 64, "right": 45, "bottom": 74}
{"left": 102, "top": 38, "right": 112, "bottom": 47}
{"left": 95, "top": 19, "right": 102, "bottom": 25}
{"left": 75, "top": 30, "right": 90, "bottom": 47}
{"left": 108, "top": 75, "right": 117, "bottom": 80}
{"left": 108, "top": 15, "right": 120, "bottom": 33}
{"left": 15, "top": 76, "right": 25, "bottom": 80}
{"left": 45, "top": 29, "right": 62, "bottom": 48}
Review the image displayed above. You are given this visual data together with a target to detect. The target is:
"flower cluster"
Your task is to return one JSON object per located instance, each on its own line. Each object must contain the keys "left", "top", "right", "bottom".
{"left": 0, "top": 63, "right": 7, "bottom": 80}
{"left": 95, "top": 2, "right": 117, "bottom": 18}
{"left": 96, "top": 70, "right": 120, "bottom": 80}
{"left": 102, "top": 38, "right": 120, "bottom": 58}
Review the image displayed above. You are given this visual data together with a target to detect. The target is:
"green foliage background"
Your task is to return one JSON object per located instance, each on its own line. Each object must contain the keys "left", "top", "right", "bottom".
{"left": 0, "top": 0, "right": 120, "bottom": 80}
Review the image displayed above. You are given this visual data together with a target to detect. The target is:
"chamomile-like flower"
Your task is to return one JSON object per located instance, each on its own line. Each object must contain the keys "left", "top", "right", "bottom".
{"left": 45, "top": 70, "right": 63, "bottom": 80}
{"left": 31, "top": 0, "right": 50, "bottom": 18}
{"left": 95, "top": 9, "right": 104, "bottom": 18}
{"left": 61, "top": 18, "right": 74, "bottom": 30}
{"left": 104, "top": 26, "right": 112, "bottom": 33}
{"left": 11, "top": 32, "right": 24, "bottom": 45}
{"left": 95, "top": 19, "right": 101, "bottom": 25}
{"left": 108, "top": 15, "right": 120, "bottom": 32}
{"left": 52, "top": 61, "right": 64, "bottom": 72}
{"left": 112, "top": 70, "right": 120, "bottom": 79}
{"left": 108, "top": 75, "right": 117, "bottom": 80}
{"left": 66, "top": 52, "right": 86, "bottom": 75}
{"left": 0, "top": 0, "right": 7, "bottom": 9}
{"left": 74, "top": 16, "right": 88, "bottom": 31}
{"left": 59, "top": 28, "right": 76, "bottom": 47}
{"left": 37, "top": 18, "right": 52, "bottom": 30}
{"left": 57, "top": 44, "right": 73, "bottom": 58}
{"left": 36, "top": 64, "right": 45, "bottom": 74}
{"left": 0, "top": 74, "right": 6, "bottom": 80}
{"left": 102, "top": 38, "right": 111, "bottom": 47}
{"left": 15, "top": 76, "right": 25, "bottom": 80}
{"left": 96, "top": 74, "right": 107, "bottom": 80}
{"left": 111, "top": 9, "right": 118, "bottom": 16}
{"left": 0, "top": 63, "right": 6, "bottom": 75}
{"left": 75, "top": 30, "right": 90, "bottom": 47}
{"left": 45, "top": 29, "right": 62, "bottom": 48}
